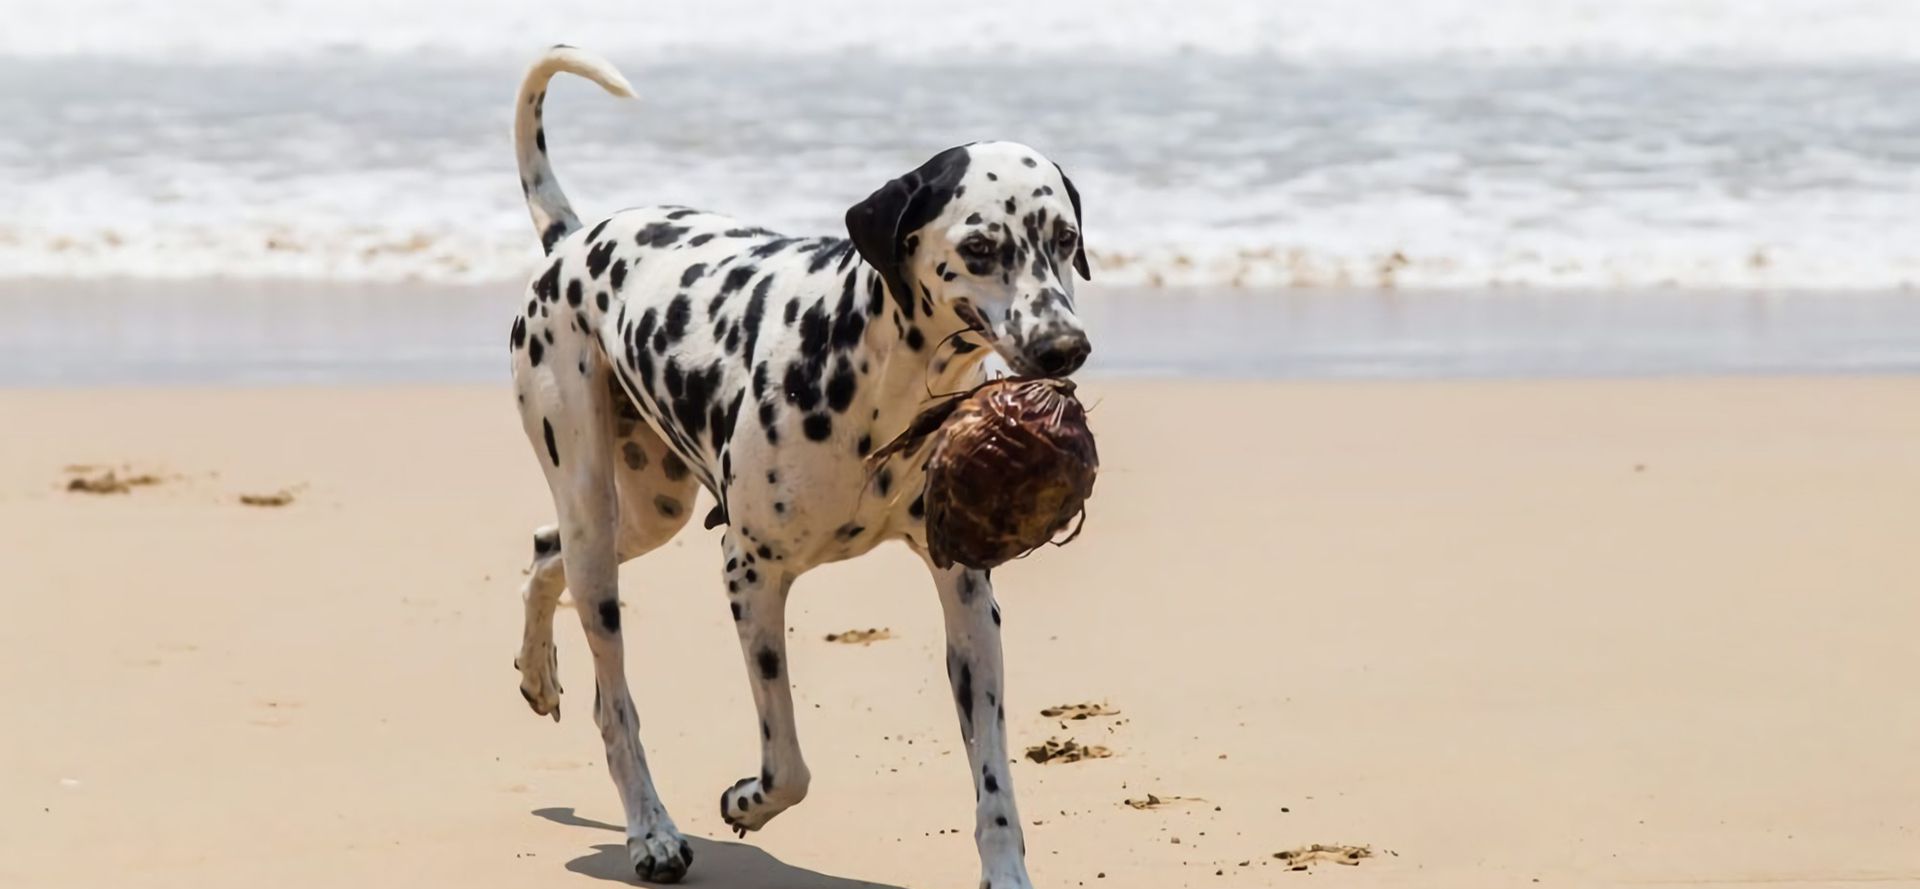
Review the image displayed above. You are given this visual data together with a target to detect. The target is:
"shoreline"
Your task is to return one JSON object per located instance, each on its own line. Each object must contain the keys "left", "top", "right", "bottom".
{"left": 5, "top": 281, "right": 1920, "bottom": 386}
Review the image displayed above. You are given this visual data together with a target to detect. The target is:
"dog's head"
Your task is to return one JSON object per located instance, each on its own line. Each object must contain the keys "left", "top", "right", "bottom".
{"left": 846, "top": 141, "right": 1092, "bottom": 377}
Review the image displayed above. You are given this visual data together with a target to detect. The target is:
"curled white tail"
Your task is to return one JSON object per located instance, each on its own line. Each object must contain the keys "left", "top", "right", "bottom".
{"left": 514, "top": 45, "right": 636, "bottom": 253}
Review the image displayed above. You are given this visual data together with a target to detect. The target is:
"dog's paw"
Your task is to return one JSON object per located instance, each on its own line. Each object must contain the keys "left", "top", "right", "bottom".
{"left": 718, "top": 775, "right": 787, "bottom": 838}
{"left": 513, "top": 643, "right": 562, "bottom": 722}
{"left": 629, "top": 827, "right": 694, "bottom": 883}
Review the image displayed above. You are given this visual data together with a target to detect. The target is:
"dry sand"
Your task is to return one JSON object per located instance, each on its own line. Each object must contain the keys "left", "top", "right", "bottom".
{"left": 3, "top": 378, "right": 1918, "bottom": 888}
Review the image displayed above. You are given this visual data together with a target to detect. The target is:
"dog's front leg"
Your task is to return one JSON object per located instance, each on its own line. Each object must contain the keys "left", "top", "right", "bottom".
{"left": 931, "top": 563, "right": 1033, "bottom": 889}
{"left": 718, "top": 532, "right": 809, "bottom": 836}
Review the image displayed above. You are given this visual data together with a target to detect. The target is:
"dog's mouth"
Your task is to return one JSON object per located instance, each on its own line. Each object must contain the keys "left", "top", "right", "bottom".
{"left": 1003, "top": 353, "right": 1046, "bottom": 377}
{"left": 971, "top": 327, "right": 1046, "bottom": 377}
{"left": 952, "top": 301, "right": 1090, "bottom": 378}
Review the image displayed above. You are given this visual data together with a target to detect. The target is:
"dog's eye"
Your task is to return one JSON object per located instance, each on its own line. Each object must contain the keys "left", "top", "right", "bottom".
{"left": 1056, "top": 230, "right": 1079, "bottom": 251}
{"left": 959, "top": 237, "right": 996, "bottom": 262}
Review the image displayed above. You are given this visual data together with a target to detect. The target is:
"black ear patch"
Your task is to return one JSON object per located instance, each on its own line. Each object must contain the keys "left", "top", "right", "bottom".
{"left": 846, "top": 147, "right": 971, "bottom": 316}
{"left": 1053, "top": 163, "right": 1091, "bottom": 281}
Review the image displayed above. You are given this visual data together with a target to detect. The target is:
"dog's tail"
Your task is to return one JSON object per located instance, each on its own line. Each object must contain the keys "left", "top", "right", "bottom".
{"left": 514, "top": 45, "right": 636, "bottom": 253}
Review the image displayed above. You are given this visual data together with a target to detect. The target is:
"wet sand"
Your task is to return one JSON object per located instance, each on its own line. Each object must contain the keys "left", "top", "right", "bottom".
{"left": 4, "top": 378, "right": 1919, "bottom": 888}
{"left": 4, "top": 281, "right": 1920, "bottom": 384}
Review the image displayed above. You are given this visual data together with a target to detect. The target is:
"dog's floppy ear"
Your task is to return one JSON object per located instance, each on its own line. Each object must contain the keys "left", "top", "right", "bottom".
{"left": 845, "top": 176, "right": 920, "bottom": 313}
{"left": 1054, "top": 163, "right": 1091, "bottom": 281}
{"left": 846, "top": 146, "right": 970, "bottom": 314}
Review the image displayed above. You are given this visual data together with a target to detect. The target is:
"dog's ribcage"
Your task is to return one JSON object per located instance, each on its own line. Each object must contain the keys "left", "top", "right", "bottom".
{"left": 518, "top": 204, "right": 974, "bottom": 568}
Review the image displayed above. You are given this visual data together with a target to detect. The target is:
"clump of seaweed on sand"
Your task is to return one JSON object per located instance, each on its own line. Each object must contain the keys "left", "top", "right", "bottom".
{"left": 63, "top": 465, "right": 165, "bottom": 494}
{"left": 823, "top": 628, "right": 892, "bottom": 645}
{"left": 238, "top": 488, "right": 300, "bottom": 507}
{"left": 1273, "top": 844, "right": 1378, "bottom": 870}
{"left": 1024, "top": 737, "right": 1111, "bottom": 764}
{"left": 1040, "top": 702, "right": 1119, "bottom": 720}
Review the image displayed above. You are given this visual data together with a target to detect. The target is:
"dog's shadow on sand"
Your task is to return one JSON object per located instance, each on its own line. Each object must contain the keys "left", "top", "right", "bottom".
{"left": 533, "top": 807, "right": 906, "bottom": 889}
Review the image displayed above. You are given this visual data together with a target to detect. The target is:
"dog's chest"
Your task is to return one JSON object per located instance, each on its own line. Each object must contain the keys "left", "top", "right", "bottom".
{"left": 726, "top": 346, "right": 986, "bottom": 566}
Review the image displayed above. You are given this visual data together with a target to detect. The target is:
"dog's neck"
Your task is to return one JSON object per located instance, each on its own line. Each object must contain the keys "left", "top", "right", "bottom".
{"left": 855, "top": 262, "right": 992, "bottom": 440}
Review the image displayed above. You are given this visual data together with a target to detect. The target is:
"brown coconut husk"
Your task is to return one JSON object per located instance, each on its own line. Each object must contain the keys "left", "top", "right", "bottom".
{"left": 870, "top": 377, "right": 1099, "bottom": 570}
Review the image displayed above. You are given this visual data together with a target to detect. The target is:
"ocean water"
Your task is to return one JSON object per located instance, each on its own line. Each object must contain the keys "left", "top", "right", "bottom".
{"left": 4, "top": 0, "right": 1920, "bottom": 291}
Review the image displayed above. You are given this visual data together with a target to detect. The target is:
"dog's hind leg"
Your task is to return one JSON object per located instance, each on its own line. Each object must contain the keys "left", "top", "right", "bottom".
{"left": 514, "top": 524, "right": 568, "bottom": 720}
{"left": 930, "top": 562, "right": 1033, "bottom": 889}
{"left": 717, "top": 533, "right": 808, "bottom": 836}
{"left": 514, "top": 387, "right": 696, "bottom": 723}
{"left": 514, "top": 346, "right": 697, "bottom": 883}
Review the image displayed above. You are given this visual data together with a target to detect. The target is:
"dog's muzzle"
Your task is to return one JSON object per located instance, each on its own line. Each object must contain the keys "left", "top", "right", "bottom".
{"left": 1025, "top": 331, "right": 1091, "bottom": 377}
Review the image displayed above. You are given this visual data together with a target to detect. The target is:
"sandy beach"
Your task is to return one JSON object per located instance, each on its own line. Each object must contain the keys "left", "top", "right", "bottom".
{"left": 4, "top": 377, "right": 1918, "bottom": 889}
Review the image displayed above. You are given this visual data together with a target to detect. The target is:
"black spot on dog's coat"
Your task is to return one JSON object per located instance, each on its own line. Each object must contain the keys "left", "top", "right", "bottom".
{"left": 534, "top": 258, "right": 562, "bottom": 302}
{"left": 542, "top": 418, "right": 559, "bottom": 467}
{"left": 662, "top": 452, "right": 691, "bottom": 481}
{"left": 808, "top": 240, "right": 851, "bottom": 273}
{"left": 742, "top": 279, "right": 771, "bottom": 364}
{"left": 956, "top": 663, "right": 975, "bottom": 725}
{"left": 636, "top": 223, "right": 690, "bottom": 248}
{"left": 622, "top": 441, "right": 648, "bottom": 471}
{"left": 664, "top": 295, "right": 692, "bottom": 342}
{"left": 586, "top": 240, "right": 616, "bottom": 279}
{"left": 721, "top": 265, "right": 757, "bottom": 295}
{"left": 825, "top": 363, "right": 856, "bottom": 412}
{"left": 783, "top": 362, "right": 821, "bottom": 412}
{"left": 751, "top": 238, "right": 797, "bottom": 259}
{"left": 597, "top": 599, "right": 621, "bottom": 633}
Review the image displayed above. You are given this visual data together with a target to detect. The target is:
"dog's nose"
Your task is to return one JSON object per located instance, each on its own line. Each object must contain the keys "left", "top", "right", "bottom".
{"left": 1030, "top": 334, "right": 1091, "bottom": 377}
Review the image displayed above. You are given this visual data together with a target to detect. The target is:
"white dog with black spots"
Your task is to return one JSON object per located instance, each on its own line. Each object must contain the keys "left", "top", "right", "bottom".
{"left": 507, "top": 46, "right": 1093, "bottom": 888}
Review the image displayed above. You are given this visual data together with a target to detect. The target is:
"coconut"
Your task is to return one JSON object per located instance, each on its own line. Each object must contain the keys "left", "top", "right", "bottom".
{"left": 871, "top": 377, "right": 1099, "bottom": 569}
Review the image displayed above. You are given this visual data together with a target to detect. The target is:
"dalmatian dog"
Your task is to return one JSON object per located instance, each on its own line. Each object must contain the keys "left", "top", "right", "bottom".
{"left": 505, "top": 46, "right": 1092, "bottom": 887}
